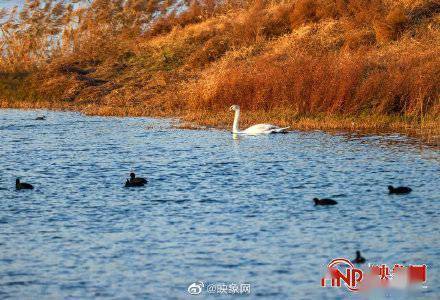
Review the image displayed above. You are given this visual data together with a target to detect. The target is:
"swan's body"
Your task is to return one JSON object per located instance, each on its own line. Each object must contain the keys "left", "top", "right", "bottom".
{"left": 230, "top": 105, "right": 289, "bottom": 135}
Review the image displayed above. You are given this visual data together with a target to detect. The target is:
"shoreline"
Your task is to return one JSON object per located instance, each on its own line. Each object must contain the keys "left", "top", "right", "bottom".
{"left": 1, "top": 100, "right": 438, "bottom": 146}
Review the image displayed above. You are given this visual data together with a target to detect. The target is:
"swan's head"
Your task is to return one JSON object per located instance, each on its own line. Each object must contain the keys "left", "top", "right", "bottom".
{"left": 229, "top": 105, "right": 240, "bottom": 111}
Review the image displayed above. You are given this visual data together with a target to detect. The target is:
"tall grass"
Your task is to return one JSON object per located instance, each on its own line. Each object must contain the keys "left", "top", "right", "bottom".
{"left": 0, "top": 0, "right": 439, "bottom": 138}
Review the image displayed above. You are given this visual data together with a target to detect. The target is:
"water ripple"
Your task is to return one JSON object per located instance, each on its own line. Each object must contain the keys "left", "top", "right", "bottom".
{"left": 0, "top": 109, "right": 439, "bottom": 299}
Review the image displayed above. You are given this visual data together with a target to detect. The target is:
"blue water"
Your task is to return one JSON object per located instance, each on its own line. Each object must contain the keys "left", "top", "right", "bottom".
{"left": 0, "top": 109, "right": 439, "bottom": 299}
{"left": 0, "top": 1, "right": 22, "bottom": 9}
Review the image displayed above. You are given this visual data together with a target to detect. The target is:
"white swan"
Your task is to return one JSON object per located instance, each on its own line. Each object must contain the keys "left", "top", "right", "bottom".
{"left": 230, "top": 105, "right": 289, "bottom": 135}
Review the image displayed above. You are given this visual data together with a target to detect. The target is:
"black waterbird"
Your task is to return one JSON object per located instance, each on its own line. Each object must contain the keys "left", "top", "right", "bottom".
{"left": 313, "top": 198, "right": 338, "bottom": 206}
{"left": 124, "top": 172, "right": 148, "bottom": 187}
{"left": 388, "top": 185, "right": 412, "bottom": 195}
{"left": 16, "top": 178, "right": 34, "bottom": 190}
{"left": 352, "top": 251, "right": 366, "bottom": 264}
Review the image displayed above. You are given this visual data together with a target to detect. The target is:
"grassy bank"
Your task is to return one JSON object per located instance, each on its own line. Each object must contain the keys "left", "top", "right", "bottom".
{"left": 0, "top": 0, "right": 439, "bottom": 144}
{"left": 1, "top": 98, "right": 438, "bottom": 145}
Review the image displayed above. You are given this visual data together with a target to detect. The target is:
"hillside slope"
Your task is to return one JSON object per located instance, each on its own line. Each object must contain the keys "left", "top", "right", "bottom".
{"left": 1, "top": 0, "right": 439, "bottom": 141}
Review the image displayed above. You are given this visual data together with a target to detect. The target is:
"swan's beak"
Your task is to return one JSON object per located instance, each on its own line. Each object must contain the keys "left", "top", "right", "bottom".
{"left": 229, "top": 106, "right": 233, "bottom": 111}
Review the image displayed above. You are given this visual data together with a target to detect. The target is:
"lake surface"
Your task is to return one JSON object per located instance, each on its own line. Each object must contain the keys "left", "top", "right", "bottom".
{"left": 0, "top": 0, "right": 22, "bottom": 9}
{"left": 0, "top": 109, "right": 439, "bottom": 299}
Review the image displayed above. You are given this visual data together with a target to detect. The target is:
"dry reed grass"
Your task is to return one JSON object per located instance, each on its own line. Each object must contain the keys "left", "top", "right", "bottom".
{"left": 0, "top": 0, "right": 439, "bottom": 144}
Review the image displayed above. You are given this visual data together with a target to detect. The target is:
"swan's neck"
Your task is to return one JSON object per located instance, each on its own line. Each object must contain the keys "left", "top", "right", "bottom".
{"left": 232, "top": 109, "right": 240, "bottom": 133}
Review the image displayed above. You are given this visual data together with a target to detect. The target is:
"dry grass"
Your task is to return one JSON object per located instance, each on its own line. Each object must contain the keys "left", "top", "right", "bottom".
{"left": 2, "top": 98, "right": 438, "bottom": 145}
{"left": 0, "top": 0, "right": 439, "bottom": 144}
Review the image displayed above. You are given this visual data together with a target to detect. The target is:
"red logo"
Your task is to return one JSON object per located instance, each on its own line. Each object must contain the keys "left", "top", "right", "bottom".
{"left": 321, "top": 258, "right": 427, "bottom": 292}
{"left": 321, "top": 258, "right": 363, "bottom": 291}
